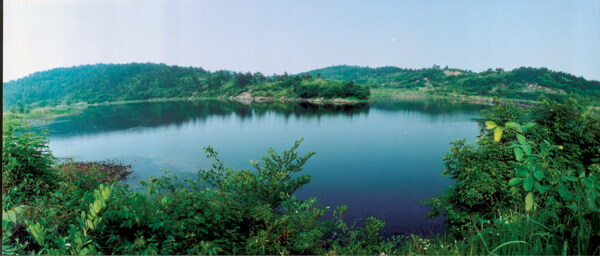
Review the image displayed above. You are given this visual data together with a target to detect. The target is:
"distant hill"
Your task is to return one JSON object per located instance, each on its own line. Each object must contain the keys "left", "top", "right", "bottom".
{"left": 3, "top": 63, "right": 212, "bottom": 107}
{"left": 2, "top": 63, "right": 369, "bottom": 108}
{"left": 306, "top": 65, "right": 600, "bottom": 102}
{"left": 3, "top": 63, "right": 599, "bottom": 108}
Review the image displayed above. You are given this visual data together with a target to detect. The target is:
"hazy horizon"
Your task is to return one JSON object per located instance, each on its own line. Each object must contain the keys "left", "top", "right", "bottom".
{"left": 4, "top": 0, "right": 600, "bottom": 82}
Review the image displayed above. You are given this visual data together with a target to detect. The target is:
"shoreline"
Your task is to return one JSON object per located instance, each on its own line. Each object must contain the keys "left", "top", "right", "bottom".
{"left": 6, "top": 89, "right": 598, "bottom": 121}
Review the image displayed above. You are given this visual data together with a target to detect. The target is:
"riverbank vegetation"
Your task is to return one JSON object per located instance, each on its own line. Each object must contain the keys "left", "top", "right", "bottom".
{"left": 2, "top": 95, "right": 598, "bottom": 255}
{"left": 2, "top": 104, "right": 81, "bottom": 123}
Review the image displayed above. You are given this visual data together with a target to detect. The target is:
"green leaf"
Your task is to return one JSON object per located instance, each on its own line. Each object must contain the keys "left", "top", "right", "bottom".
{"left": 523, "top": 144, "right": 532, "bottom": 155}
{"left": 525, "top": 192, "right": 534, "bottom": 211}
{"left": 508, "top": 178, "right": 523, "bottom": 186}
{"left": 533, "top": 171, "right": 544, "bottom": 181}
{"left": 524, "top": 174, "right": 534, "bottom": 191}
{"left": 494, "top": 127, "right": 503, "bottom": 142}
{"left": 522, "top": 122, "right": 535, "bottom": 132}
{"left": 516, "top": 134, "right": 527, "bottom": 145}
{"left": 584, "top": 193, "right": 598, "bottom": 211}
{"left": 87, "top": 219, "right": 95, "bottom": 229}
{"left": 516, "top": 166, "right": 528, "bottom": 176}
{"left": 564, "top": 176, "right": 578, "bottom": 181}
{"left": 485, "top": 121, "right": 497, "bottom": 130}
{"left": 541, "top": 140, "right": 549, "bottom": 153}
{"left": 7, "top": 212, "right": 16, "bottom": 223}
{"left": 536, "top": 184, "right": 547, "bottom": 193}
{"left": 514, "top": 147, "right": 523, "bottom": 161}
{"left": 583, "top": 177, "right": 593, "bottom": 188}
{"left": 565, "top": 205, "right": 583, "bottom": 211}
{"left": 505, "top": 121, "right": 523, "bottom": 133}
{"left": 558, "top": 185, "right": 568, "bottom": 199}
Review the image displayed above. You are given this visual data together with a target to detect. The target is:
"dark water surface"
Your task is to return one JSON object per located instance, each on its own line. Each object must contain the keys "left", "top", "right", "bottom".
{"left": 39, "top": 98, "right": 486, "bottom": 236}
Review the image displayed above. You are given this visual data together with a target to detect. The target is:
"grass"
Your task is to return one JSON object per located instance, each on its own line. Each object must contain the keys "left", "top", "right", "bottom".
{"left": 2, "top": 106, "right": 82, "bottom": 122}
{"left": 370, "top": 88, "right": 539, "bottom": 106}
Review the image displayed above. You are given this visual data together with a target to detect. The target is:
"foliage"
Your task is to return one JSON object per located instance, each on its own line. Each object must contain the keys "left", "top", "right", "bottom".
{"left": 423, "top": 101, "right": 526, "bottom": 236}
{"left": 424, "top": 95, "right": 600, "bottom": 254}
{"left": 1, "top": 123, "right": 399, "bottom": 255}
{"left": 2, "top": 63, "right": 371, "bottom": 108}
{"left": 308, "top": 65, "right": 600, "bottom": 103}
{"left": 501, "top": 121, "right": 600, "bottom": 254}
{"left": 2, "top": 118, "right": 56, "bottom": 208}
{"left": 295, "top": 79, "right": 370, "bottom": 99}
{"left": 3, "top": 95, "right": 599, "bottom": 255}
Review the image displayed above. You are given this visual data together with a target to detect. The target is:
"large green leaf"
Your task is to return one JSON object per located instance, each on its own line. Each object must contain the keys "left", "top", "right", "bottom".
{"left": 524, "top": 174, "right": 534, "bottom": 191}
{"left": 523, "top": 144, "right": 532, "bottom": 155}
{"left": 494, "top": 127, "right": 503, "bottom": 142}
{"left": 508, "top": 178, "right": 523, "bottom": 186}
{"left": 558, "top": 184, "right": 568, "bottom": 199}
{"left": 516, "top": 166, "right": 528, "bottom": 176}
{"left": 505, "top": 121, "right": 523, "bottom": 133}
{"left": 514, "top": 147, "right": 523, "bottom": 161}
{"left": 485, "top": 121, "right": 497, "bottom": 130}
{"left": 516, "top": 134, "right": 527, "bottom": 145}
{"left": 534, "top": 170, "right": 544, "bottom": 181}
{"left": 525, "top": 192, "right": 534, "bottom": 211}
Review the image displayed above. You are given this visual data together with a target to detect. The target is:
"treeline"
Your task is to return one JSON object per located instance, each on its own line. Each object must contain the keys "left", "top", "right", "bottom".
{"left": 2, "top": 63, "right": 370, "bottom": 108}
{"left": 5, "top": 63, "right": 598, "bottom": 109}
{"left": 308, "top": 65, "right": 600, "bottom": 102}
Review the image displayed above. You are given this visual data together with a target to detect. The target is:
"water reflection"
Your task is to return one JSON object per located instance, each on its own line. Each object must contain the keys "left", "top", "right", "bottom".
{"left": 39, "top": 99, "right": 484, "bottom": 137}
{"left": 39, "top": 101, "right": 369, "bottom": 137}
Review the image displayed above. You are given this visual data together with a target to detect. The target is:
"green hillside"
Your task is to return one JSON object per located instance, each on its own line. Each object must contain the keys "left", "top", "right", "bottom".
{"left": 4, "top": 63, "right": 599, "bottom": 109}
{"left": 2, "top": 63, "right": 369, "bottom": 108}
{"left": 306, "top": 65, "right": 600, "bottom": 102}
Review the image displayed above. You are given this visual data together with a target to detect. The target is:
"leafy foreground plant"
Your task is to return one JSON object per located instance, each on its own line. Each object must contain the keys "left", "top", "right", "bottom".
{"left": 422, "top": 96, "right": 600, "bottom": 255}
{"left": 2, "top": 121, "right": 401, "bottom": 255}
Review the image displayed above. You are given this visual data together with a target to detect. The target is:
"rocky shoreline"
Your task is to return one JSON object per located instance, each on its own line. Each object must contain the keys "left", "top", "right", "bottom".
{"left": 224, "top": 91, "right": 365, "bottom": 104}
{"left": 59, "top": 160, "right": 133, "bottom": 183}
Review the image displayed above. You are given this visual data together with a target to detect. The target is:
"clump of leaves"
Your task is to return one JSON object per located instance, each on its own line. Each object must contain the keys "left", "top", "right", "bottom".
{"left": 500, "top": 121, "right": 600, "bottom": 254}
{"left": 2, "top": 118, "right": 57, "bottom": 208}
{"left": 424, "top": 95, "right": 600, "bottom": 243}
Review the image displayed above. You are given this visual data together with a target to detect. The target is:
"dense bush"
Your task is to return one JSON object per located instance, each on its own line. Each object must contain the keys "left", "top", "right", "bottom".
{"left": 2, "top": 119, "right": 57, "bottom": 208}
{"left": 2, "top": 124, "right": 397, "bottom": 255}
{"left": 423, "top": 95, "right": 600, "bottom": 254}
{"left": 295, "top": 80, "right": 370, "bottom": 100}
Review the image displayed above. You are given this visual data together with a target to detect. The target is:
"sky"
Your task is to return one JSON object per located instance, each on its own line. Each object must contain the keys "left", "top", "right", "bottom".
{"left": 3, "top": 0, "right": 600, "bottom": 82}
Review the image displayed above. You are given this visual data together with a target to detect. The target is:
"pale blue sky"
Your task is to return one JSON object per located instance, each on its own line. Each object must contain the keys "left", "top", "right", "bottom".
{"left": 3, "top": 0, "right": 600, "bottom": 82}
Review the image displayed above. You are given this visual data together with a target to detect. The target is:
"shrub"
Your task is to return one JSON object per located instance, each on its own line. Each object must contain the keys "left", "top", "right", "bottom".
{"left": 2, "top": 119, "right": 56, "bottom": 208}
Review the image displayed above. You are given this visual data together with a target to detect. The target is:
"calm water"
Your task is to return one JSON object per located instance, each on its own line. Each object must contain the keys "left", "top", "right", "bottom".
{"left": 39, "top": 98, "right": 486, "bottom": 236}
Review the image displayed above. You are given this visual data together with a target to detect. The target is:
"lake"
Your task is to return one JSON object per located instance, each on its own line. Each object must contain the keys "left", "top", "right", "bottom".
{"left": 38, "top": 98, "right": 486, "bottom": 236}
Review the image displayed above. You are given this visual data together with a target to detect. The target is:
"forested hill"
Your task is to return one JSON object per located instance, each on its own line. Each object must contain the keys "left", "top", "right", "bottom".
{"left": 4, "top": 63, "right": 599, "bottom": 108}
{"left": 307, "top": 65, "right": 600, "bottom": 102}
{"left": 2, "top": 63, "right": 369, "bottom": 108}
